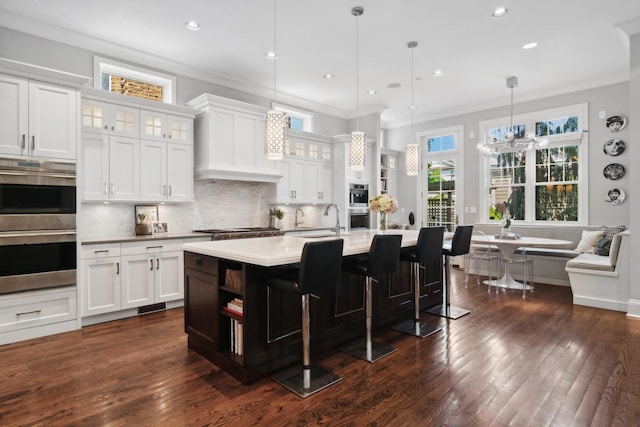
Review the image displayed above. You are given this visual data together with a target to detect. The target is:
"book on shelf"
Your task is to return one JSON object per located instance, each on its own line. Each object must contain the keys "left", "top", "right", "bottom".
{"left": 224, "top": 298, "right": 243, "bottom": 317}
{"left": 230, "top": 318, "right": 243, "bottom": 356}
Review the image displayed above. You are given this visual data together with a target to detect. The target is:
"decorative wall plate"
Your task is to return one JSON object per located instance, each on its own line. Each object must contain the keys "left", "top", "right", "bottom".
{"left": 605, "top": 115, "right": 626, "bottom": 132}
{"left": 603, "top": 139, "right": 625, "bottom": 156}
{"left": 605, "top": 188, "right": 625, "bottom": 205}
{"left": 603, "top": 163, "right": 625, "bottom": 180}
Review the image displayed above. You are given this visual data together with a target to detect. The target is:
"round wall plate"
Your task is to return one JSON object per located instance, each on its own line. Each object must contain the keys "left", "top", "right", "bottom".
{"left": 603, "top": 163, "right": 625, "bottom": 180}
{"left": 603, "top": 139, "right": 625, "bottom": 156}
{"left": 605, "top": 115, "right": 626, "bottom": 132}
{"left": 605, "top": 188, "right": 625, "bottom": 205}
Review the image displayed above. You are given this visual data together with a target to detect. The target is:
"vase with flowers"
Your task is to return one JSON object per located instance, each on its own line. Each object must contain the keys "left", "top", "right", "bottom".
{"left": 369, "top": 194, "right": 398, "bottom": 231}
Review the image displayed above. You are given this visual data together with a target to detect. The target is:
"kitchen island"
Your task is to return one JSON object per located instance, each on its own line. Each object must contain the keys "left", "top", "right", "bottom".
{"left": 182, "top": 230, "right": 443, "bottom": 384}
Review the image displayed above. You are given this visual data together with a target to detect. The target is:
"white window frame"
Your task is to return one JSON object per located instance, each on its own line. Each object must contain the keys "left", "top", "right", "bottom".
{"left": 478, "top": 103, "right": 589, "bottom": 225}
{"left": 93, "top": 56, "right": 176, "bottom": 104}
{"left": 417, "top": 125, "right": 465, "bottom": 228}
{"left": 273, "top": 103, "right": 314, "bottom": 132}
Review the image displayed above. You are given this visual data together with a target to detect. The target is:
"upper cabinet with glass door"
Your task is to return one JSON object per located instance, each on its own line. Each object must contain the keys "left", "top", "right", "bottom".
{"left": 140, "top": 110, "right": 192, "bottom": 145}
{"left": 82, "top": 99, "right": 139, "bottom": 137}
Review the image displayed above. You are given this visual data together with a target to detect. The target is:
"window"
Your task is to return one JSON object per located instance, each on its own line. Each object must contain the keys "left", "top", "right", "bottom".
{"left": 93, "top": 57, "right": 176, "bottom": 104}
{"left": 274, "top": 104, "right": 313, "bottom": 132}
{"left": 418, "top": 125, "right": 464, "bottom": 232}
{"left": 479, "top": 103, "right": 588, "bottom": 225}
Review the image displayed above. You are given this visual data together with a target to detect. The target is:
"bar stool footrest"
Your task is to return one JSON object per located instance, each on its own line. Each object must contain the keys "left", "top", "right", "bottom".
{"left": 426, "top": 304, "right": 470, "bottom": 320}
{"left": 272, "top": 365, "right": 342, "bottom": 398}
{"left": 339, "top": 339, "right": 398, "bottom": 363}
{"left": 392, "top": 320, "right": 442, "bottom": 338}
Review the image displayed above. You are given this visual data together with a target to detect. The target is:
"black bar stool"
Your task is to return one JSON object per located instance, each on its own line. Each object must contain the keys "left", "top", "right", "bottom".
{"left": 427, "top": 225, "right": 473, "bottom": 320}
{"left": 392, "top": 226, "right": 444, "bottom": 338}
{"left": 267, "top": 238, "right": 344, "bottom": 398}
{"left": 340, "top": 234, "right": 402, "bottom": 363}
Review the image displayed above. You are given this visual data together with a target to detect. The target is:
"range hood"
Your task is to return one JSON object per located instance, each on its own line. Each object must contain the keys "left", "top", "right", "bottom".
{"left": 188, "top": 94, "right": 283, "bottom": 183}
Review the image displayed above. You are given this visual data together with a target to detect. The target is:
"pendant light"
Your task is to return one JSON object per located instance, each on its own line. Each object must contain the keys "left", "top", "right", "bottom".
{"left": 405, "top": 41, "right": 419, "bottom": 176}
{"left": 349, "top": 6, "right": 366, "bottom": 171}
{"left": 264, "top": 0, "right": 286, "bottom": 160}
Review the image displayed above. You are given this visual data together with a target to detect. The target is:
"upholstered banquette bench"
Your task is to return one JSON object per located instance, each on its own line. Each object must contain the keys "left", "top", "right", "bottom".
{"left": 565, "top": 230, "right": 630, "bottom": 312}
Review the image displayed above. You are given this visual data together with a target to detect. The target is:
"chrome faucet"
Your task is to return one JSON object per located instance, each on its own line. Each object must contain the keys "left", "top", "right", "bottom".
{"left": 295, "top": 208, "right": 305, "bottom": 227}
{"left": 323, "top": 203, "right": 340, "bottom": 237}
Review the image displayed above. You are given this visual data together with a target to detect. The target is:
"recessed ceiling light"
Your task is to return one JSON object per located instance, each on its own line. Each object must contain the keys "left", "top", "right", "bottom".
{"left": 491, "top": 7, "right": 507, "bottom": 17}
{"left": 265, "top": 51, "right": 279, "bottom": 60}
{"left": 323, "top": 74, "right": 334, "bottom": 79}
{"left": 523, "top": 42, "right": 538, "bottom": 50}
{"left": 368, "top": 90, "right": 376, "bottom": 95}
{"left": 387, "top": 83, "right": 401, "bottom": 89}
{"left": 433, "top": 70, "right": 444, "bottom": 77}
{"left": 185, "top": 20, "right": 201, "bottom": 31}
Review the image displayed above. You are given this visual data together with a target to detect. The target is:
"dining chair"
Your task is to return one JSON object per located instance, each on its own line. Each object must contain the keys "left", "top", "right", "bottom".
{"left": 465, "top": 230, "right": 500, "bottom": 292}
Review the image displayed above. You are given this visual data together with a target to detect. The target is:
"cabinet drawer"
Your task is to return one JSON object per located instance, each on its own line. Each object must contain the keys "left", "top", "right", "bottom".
{"left": 0, "top": 288, "right": 77, "bottom": 333}
{"left": 82, "top": 243, "right": 121, "bottom": 260}
{"left": 185, "top": 251, "right": 218, "bottom": 275}
{"left": 121, "top": 239, "right": 183, "bottom": 256}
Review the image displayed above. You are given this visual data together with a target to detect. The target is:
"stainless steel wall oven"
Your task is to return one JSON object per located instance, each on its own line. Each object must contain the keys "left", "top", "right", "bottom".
{"left": 0, "top": 158, "right": 76, "bottom": 295}
{"left": 349, "top": 209, "right": 370, "bottom": 229}
{"left": 349, "top": 183, "right": 369, "bottom": 207}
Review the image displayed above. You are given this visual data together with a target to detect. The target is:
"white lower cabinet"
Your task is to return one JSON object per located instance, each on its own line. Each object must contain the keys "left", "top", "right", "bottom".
{"left": 81, "top": 239, "right": 193, "bottom": 320}
{"left": 0, "top": 288, "right": 77, "bottom": 345}
{"left": 120, "top": 242, "right": 184, "bottom": 309}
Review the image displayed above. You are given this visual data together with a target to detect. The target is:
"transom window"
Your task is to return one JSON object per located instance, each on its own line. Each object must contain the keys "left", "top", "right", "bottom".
{"left": 94, "top": 57, "right": 176, "bottom": 104}
{"left": 479, "top": 103, "right": 588, "bottom": 225}
{"left": 274, "top": 104, "right": 313, "bottom": 132}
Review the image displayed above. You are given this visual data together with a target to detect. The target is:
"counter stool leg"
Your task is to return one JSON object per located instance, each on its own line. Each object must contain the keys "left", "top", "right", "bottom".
{"left": 427, "top": 255, "right": 470, "bottom": 320}
{"left": 272, "top": 293, "right": 342, "bottom": 398}
{"left": 340, "top": 277, "right": 397, "bottom": 363}
{"left": 392, "top": 262, "right": 442, "bottom": 338}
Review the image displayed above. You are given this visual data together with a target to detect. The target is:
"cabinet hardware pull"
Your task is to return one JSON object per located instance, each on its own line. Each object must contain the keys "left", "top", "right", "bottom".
{"left": 163, "top": 185, "right": 167, "bottom": 196}
{"left": 116, "top": 262, "right": 120, "bottom": 275}
{"left": 146, "top": 245, "right": 163, "bottom": 249}
{"left": 16, "top": 309, "right": 42, "bottom": 316}
{"left": 150, "top": 259, "right": 154, "bottom": 270}
{"left": 156, "top": 258, "right": 160, "bottom": 270}
{"left": 104, "top": 125, "right": 108, "bottom": 130}
{"left": 111, "top": 126, "right": 115, "bottom": 131}
{"left": 31, "top": 135, "right": 35, "bottom": 150}
{"left": 94, "top": 249, "right": 109, "bottom": 254}
{"left": 168, "top": 185, "right": 172, "bottom": 196}
{"left": 21, "top": 134, "right": 26, "bottom": 149}
{"left": 111, "top": 182, "right": 115, "bottom": 195}
{"left": 195, "top": 257, "right": 203, "bottom": 267}
{"left": 163, "top": 134, "right": 166, "bottom": 139}
{"left": 104, "top": 182, "right": 108, "bottom": 195}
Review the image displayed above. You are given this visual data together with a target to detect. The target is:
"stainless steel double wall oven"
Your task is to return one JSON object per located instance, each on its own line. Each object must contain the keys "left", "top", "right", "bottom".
{"left": 0, "top": 158, "right": 76, "bottom": 294}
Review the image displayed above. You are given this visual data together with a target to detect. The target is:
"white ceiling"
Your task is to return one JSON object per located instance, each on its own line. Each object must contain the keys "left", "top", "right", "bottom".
{"left": 1, "top": 0, "right": 639, "bottom": 128}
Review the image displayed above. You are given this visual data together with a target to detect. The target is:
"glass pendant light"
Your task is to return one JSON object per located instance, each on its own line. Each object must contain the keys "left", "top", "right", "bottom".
{"left": 264, "top": 0, "right": 286, "bottom": 160}
{"left": 405, "top": 41, "right": 419, "bottom": 176}
{"left": 349, "top": 6, "right": 366, "bottom": 171}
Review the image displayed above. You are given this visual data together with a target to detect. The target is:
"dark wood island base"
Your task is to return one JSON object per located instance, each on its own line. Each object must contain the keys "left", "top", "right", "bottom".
{"left": 184, "top": 249, "right": 443, "bottom": 384}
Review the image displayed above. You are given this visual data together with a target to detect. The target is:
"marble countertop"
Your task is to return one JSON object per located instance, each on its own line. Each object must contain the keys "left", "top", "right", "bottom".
{"left": 82, "top": 232, "right": 211, "bottom": 245}
{"left": 182, "top": 229, "right": 420, "bottom": 267}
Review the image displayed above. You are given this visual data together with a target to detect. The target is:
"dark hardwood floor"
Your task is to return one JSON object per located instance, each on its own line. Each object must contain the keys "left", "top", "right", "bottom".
{"left": 2, "top": 269, "right": 640, "bottom": 426}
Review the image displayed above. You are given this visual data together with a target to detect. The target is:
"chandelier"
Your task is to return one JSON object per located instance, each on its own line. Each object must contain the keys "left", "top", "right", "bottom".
{"left": 405, "top": 41, "right": 419, "bottom": 176}
{"left": 264, "top": 0, "right": 287, "bottom": 160}
{"left": 349, "top": 6, "right": 366, "bottom": 171}
{"left": 477, "top": 76, "right": 548, "bottom": 157}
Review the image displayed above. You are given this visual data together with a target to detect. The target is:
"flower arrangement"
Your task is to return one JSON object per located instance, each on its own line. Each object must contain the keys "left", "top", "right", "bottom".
{"left": 369, "top": 194, "right": 398, "bottom": 231}
{"left": 369, "top": 194, "right": 398, "bottom": 214}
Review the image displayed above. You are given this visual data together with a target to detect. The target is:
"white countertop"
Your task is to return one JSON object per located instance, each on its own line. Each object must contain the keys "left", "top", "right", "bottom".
{"left": 182, "top": 229, "right": 420, "bottom": 267}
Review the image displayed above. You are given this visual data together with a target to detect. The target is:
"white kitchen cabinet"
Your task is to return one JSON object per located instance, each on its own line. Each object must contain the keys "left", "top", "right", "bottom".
{"left": 0, "top": 287, "right": 77, "bottom": 346}
{"left": 140, "top": 109, "right": 192, "bottom": 145}
{"left": 81, "top": 244, "right": 122, "bottom": 316}
{"left": 80, "top": 89, "right": 194, "bottom": 203}
{"left": 120, "top": 241, "right": 184, "bottom": 309}
{"left": 81, "top": 133, "right": 139, "bottom": 201}
{"left": 306, "top": 161, "right": 332, "bottom": 203}
{"left": 139, "top": 141, "right": 193, "bottom": 202}
{"left": 0, "top": 74, "right": 78, "bottom": 160}
{"left": 81, "top": 99, "right": 139, "bottom": 137}
{"left": 187, "top": 93, "right": 281, "bottom": 182}
{"left": 271, "top": 157, "right": 307, "bottom": 203}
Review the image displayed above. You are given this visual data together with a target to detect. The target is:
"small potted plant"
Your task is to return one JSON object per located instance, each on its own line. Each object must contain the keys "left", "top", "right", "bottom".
{"left": 269, "top": 208, "right": 285, "bottom": 229}
{"left": 135, "top": 213, "right": 151, "bottom": 235}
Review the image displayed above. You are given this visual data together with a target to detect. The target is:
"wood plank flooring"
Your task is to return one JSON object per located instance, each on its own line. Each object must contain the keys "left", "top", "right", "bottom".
{"left": 2, "top": 269, "right": 640, "bottom": 426}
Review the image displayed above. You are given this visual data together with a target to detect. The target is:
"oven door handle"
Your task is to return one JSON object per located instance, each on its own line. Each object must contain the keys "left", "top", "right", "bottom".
{"left": 0, "top": 230, "right": 76, "bottom": 246}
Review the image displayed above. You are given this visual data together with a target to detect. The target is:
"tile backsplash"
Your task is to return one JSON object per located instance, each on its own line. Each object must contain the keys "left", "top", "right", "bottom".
{"left": 79, "top": 180, "right": 335, "bottom": 239}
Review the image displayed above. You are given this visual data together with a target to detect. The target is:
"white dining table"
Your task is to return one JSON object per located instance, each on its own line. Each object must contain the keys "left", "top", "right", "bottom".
{"left": 470, "top": 234, "right": 573, "bottom": 289}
